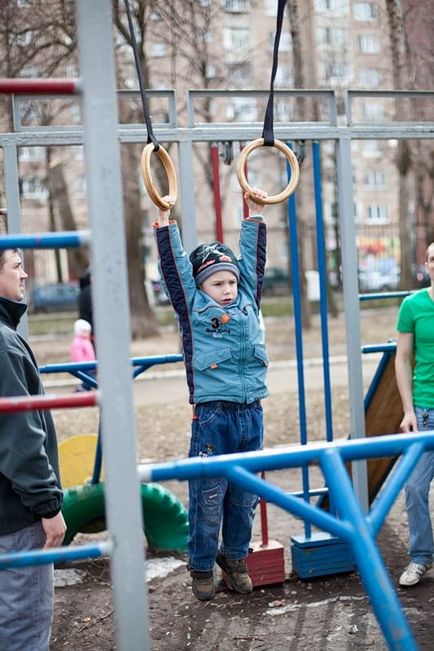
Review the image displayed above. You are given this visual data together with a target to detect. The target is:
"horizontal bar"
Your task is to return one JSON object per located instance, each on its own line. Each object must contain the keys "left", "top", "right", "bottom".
{"left": 138, "top": 431, "right": 434, "bottom": 483}
{"left": 39, "top": 354, "right": 183, "bottom": 375}
{"left": 0, "top": 78, "right": 81, "bottom": 95}
{"left": 362, "top": 343, "right": 396, "bottom": 354}
{"left": 0, "top": 230, "right": 90, "bottom": 250}
{"left": 1, "top": 124, "right": 434, "bottom": 149}
{"left": 0, "top": 391, "right": 98, "bottom": 413}
{"left": 359, "top": 290, "right": 412, "bottom": 301}
{"left": 0, "top": 541, "right": 112, "bottom": 570}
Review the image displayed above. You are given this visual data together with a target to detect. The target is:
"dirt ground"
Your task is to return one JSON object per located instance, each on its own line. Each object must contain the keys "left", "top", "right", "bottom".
{"left": 30, "top": 305, "right": 434, "bottom": 650}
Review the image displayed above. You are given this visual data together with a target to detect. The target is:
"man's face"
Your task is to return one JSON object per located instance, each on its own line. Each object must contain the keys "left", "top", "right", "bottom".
{"left": 0, "top": 250, "right": 28, "bottom": 301}
{"left": 425, "top": 245, "right": 434, "bottom": 284}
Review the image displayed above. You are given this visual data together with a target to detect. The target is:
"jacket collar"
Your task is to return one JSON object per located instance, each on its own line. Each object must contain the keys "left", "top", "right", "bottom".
{"left": 0, "top": 296, "right": 27, "bottom": 329}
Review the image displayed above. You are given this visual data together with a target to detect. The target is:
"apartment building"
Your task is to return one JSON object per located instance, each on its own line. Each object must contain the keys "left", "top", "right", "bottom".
{"left": 1, "top": 0, "right": 421, "bottom": 288}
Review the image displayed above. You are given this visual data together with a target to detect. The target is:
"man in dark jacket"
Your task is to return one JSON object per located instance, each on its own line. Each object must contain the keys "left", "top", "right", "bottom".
{"left": 0, "top": 248, "right": 66, "bottom": 651}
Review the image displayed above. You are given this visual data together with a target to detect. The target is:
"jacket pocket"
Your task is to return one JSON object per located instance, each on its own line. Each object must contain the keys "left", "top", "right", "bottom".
{"left": 193, "top": 347, "right": 233, "bottom": 371}
{"left": 253, "top": 344, "right": 268, "bottom": 366}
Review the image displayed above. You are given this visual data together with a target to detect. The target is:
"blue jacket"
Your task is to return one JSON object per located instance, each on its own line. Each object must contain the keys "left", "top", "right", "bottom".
{"left": 156, "top": 218, "right": 269, "bottom": 405}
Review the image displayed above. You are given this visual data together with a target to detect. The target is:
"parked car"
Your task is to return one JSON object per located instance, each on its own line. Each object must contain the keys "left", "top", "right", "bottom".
{"left": 30, "top": 283, "right": 80, "bottom": 313}
{"left": 263, "top": 266, "right": 291, "bottom": 295}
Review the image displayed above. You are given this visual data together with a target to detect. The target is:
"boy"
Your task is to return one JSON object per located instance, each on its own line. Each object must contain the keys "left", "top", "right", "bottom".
{"left": 154, "top": 189, "right": 269, "bottom": 601}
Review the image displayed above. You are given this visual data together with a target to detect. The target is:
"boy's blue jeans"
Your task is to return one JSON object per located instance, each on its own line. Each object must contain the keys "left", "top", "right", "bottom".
{"left": 405, "top": 406, "right": 434, "bottom": 565}
{"left": 188, "top": 400, "right": 264, "bottom": 572}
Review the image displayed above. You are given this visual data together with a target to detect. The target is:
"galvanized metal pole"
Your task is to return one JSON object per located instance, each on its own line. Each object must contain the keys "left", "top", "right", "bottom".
{"left": 335, "top": 134, "right": 369, "bottom": 513}
{"left": 76, "top": 2, "right": 149, "bottom": 649}
{"left": 178, "top": 139, "right": 197, "bottom": 252}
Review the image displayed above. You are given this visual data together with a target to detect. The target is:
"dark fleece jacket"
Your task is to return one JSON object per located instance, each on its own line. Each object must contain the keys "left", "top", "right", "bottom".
{"left": 0, "top": 297, "right": 63, "bottom": 535}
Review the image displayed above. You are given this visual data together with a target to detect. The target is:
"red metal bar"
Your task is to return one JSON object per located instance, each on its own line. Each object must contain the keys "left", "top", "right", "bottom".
{"left": 0, "top": 392, "right": 98, "bottom": 413}
{"left": 211, "top": 143, "right": 224, "bottom": 242}
{"left": 0, "top": 78, "right": 80, "bottom": 95}
{"left": 260, "top": 471, "right": 269, "bottom": 546}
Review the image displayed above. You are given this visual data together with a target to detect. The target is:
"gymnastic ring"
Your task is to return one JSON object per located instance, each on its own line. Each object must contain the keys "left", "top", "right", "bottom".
{"left": 140, "top": 143, "right": 178, "bottom": 210}
{"left": 236, "top": 138, "right": 300, "bottom": 205}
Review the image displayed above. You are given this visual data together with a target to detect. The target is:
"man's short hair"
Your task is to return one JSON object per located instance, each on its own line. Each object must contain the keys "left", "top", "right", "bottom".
{"left": 0, "top": 249, "right": 20, "bottom": 271}
{"left": 426, "top": 243, "right": 434, "bottom": 261}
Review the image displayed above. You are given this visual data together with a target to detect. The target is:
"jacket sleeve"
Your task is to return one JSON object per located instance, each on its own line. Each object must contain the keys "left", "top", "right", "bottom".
{"left": 237, "top": 217, "right": 267, "bottom": 309}
{"left": 155, "top": 222, "right": 197, "bottom": 314}
{"left": 0, "top": 349, "right": 63, "bottom": 518}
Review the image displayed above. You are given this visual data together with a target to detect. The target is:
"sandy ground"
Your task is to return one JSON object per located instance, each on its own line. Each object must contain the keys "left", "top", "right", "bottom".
{"left": 26, "top": 305, "right": 434, "bottom": 650}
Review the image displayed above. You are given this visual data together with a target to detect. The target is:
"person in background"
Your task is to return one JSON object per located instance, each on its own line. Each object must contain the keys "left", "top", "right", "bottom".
{"left": 395, "top": 241, "right": 434, "bottom": 587}
{"left": 70, "top": 318, "right": 96, "bottom": 391}
{"left": 78, "top": 267, "right": 94, "bottom": 344}
{"left": 154, "top": 188, "right": 269, "bottom": 602}
{"left": 0, "top": 248, "right": 66, "bottom": 651}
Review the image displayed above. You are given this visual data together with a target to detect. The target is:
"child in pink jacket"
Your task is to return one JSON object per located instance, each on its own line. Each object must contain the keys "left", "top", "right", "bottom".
{"left": 70, "top": 319, "right": 96, "bottom": 390}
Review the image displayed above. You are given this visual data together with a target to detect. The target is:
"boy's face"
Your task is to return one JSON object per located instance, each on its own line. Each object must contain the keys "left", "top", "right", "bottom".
{"left": 200, "top": 270, "right": 238, "bottom": 306}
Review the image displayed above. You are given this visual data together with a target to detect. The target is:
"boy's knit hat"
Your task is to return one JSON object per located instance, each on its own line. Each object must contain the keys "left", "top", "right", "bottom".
{"left": 190, "top": 242, "right": 240, "bottom": 286}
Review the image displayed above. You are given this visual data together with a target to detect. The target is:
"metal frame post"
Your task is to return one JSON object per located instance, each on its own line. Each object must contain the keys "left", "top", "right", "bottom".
{"left": 76, "top": 2, "right": 149, "bottom": 649}
{"left": 335, "top": 134, "right": 369, "bottom": 513}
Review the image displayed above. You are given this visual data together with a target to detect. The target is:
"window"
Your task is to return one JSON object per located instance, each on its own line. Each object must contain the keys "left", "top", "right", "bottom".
{"left": 224, "top": 27, "right": 250, "bottom": 51}
{"left": 21, "top": 177, "right": 48, "bottom": 201}
{"left": 357, "top": 34, "right": 380, "bottom": 54}
{"left": 151, "top": 42, "right": 166, "bottom": 58}
{"left": 226, "top": 98, "right": 257, "bottom": 122}
{"left": 19, "top": 147, "right": 44, "bottom": 162}
{"left": 319, "top": 60, "right": 352, "bottom": 85}
{"left": 316, "top": 0, "right": 349, "bottom": 14}
{"left": 363, "top": 101, "right": 384, "bottom": 120}
{"left": 268, "top": 31, "right": 291, "bottom": 51}
{"left": 275, "top": 100, "right": 293, "bottom": 122}
{"left": 317, "top": 27, "right": 347, "bottom": 48}
{"left": 16, "top": 30, "right": 33, "bottom": 46}
{"left": 354, "top": 2, "right": 377, "bottom": 20}
{"left": 225, "top": 0, "right": 249, "bottom": 12}
{"left": 365, "top": 169, "right": 385, "bottom": 187}
{"left": 275, "top": 65, "right": 292, "bottom": 86}
{"left": 73, "top": 175, "right": 86, "bottom": 196}
{"left": 264, "top": 0, "right": 277, "bottom": 15}
{"left": 229, "top": 63, "right": 252, "bottom": 84}
{"left": 17, "top": 0, "right": 32, "bottom": 6}
{"left": 367, "top": 204, "right": 389, "bottom": 224}
{"left": 358, "top": 68, "right": 380, "bottom": 87}
{"left": 205, "top": 64, "right": 216, "bottom": 79}
{"left": 362, "top": 141, "right": 381, "bottom": 157}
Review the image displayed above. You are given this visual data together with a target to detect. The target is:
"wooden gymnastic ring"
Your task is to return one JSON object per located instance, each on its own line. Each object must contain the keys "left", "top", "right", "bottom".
{"left": 236, "top": 138, "right": 300, "bottom": 205}
{"left": 140, "top": 143, "right": 178, "bottom": 210}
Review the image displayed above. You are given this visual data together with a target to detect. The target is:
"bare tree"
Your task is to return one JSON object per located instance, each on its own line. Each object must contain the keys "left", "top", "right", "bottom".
{"left": 385, "top": 0, "right": 413, "bottom": 288}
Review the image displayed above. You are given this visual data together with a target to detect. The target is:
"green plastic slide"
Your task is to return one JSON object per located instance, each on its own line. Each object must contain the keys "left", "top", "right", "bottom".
{"left": 62, "top": 482, "right": 188, "bottom": 552}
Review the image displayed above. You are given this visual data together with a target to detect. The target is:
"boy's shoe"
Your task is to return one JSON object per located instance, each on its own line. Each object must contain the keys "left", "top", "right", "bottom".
{"left": 399, "top": 561, "right": 432, "bottom": 587}
{"left": 190, "top": 570, "right": 215, "bottom": 601}
{"left": 216, "top": 552, "right": 253, "bottom": 594}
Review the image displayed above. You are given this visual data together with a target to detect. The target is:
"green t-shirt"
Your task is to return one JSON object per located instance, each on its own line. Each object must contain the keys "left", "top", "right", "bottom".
{"left": 396, "top": 288, "right": 434, "bottom": 408}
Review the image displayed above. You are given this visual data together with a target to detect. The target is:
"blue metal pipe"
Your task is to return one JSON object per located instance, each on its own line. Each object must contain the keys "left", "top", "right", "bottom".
{"left": 139, "top": 431, "right": 434, "bottom": 483}
{"left": 224, "top": 465, "right": 350, "bottom": 539}
{"left": 368, "top": 442, "right": 424, "bottom": 537}
{"left": 287, "top": 151, "right": 311, "bottom": 538}
{"left": 312, "top": 141, "right": 333, "bottom": 443}
{"left": 0, "top": 541, "right": 111, "bottom": 570}
{"left": 0, "top": 230, "right": 90, "bottom": 249}
{"left": 321, "top": 449, "right": 416, "bottom": 650}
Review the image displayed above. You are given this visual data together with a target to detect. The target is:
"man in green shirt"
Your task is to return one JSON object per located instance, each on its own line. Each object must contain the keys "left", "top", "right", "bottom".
{"left": 395, "top": 242, "right": 434, "bottom": 587}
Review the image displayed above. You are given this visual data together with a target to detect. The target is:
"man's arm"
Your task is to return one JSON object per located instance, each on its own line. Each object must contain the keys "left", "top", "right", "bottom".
{"left": 395, "top": 331, "right": 417, "bottom": 432}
